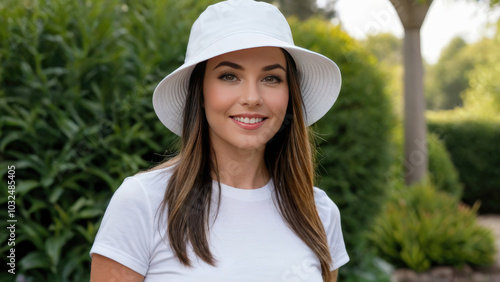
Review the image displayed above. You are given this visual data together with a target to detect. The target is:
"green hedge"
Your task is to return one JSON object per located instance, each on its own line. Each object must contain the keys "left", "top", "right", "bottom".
{"left": 0, "top": 1, "right": 395, "bottom": 281}
{"left": 370, "top": 181, "right": 496, "bottom": 272}
{"left": 289, "top": 18, "right": 396, "bottom": 280}
{"left": 428, "top": 117, "right": 500, "bottom": 214}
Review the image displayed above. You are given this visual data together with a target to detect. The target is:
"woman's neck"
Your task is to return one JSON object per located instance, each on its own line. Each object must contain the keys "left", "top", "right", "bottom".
{"left": 211, "top": 146, "right": 270, "bottom": 190}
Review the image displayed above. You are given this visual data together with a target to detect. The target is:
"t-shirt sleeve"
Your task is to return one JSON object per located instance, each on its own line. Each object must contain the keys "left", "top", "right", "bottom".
{"left": 314, "top": 188, "right": 350, "bottom": 271}
{"left": 90, "top": 177, "right": 153, "bottom": 276}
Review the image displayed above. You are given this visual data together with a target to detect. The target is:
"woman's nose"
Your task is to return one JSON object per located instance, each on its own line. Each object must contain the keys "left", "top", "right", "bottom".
{"left": 239, "top": 82, "right": 263, "bottom": 107}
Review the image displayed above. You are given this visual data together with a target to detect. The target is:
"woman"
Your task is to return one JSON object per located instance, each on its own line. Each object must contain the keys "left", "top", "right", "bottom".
{"left": 90, "top": 0, "right": 349, "bottom": 281}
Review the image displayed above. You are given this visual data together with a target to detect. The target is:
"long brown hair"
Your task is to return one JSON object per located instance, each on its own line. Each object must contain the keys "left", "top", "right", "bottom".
{"left": 153, "top": 49, "right": 332, "bottom": 280}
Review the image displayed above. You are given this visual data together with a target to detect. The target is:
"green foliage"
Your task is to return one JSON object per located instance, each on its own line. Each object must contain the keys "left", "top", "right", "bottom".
{"left": 389, "top": 123, "right": 462, "bottom": 199}
{"left": 425, "top": 24, "right": 499, "bottom": 111}
{"left": 427, "top": 133, "right": 463, "bottom": 199}
{"left": 0, "top": 0, "right": 216, "bottom": 280}
{"left": 426, "top": 19, "right": 500, "bottom": 213}
{"left": 261, "top": 0, "right": 337, "bottom": 20}
{"left": 461, "top": 20, "right": 500, "bottom": 115}
{"left": 362, "top": 33, "right": 402, "bottom": 67}
{"left": 489, "top": 0, "right": 500, "bottom": 7}
{"left": 427, "top": 116, "right": 500, "bottom": 214}
{"left": 370, "top": 181, "right": 496, "bottom": 272}
{"left": 288, "top": 17, "right": 396, "bottom": 279}
{"left": 425, "top": 37, "right": 475, "bottom": 110}
{"left": 361, "top": 33, "right": 404, "bottom": 118}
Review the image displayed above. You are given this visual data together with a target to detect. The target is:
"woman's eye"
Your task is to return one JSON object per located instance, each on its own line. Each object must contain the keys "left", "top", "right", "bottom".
{"left": 263, "top": 76, "right": 282, "bottom": 84}
{"left": 219, "top": 74, "right": 238, "bottom": 82}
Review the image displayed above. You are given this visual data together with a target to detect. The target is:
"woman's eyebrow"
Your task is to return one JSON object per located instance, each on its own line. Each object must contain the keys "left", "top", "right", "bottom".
{"left": 213, "top": 61, "right": 243, "bottom": 70}
{"left": 213, "top": 61, "right": 286, "bottom": 72}
{"left": 262, "top": 64, "right": 286, "bottom": 72}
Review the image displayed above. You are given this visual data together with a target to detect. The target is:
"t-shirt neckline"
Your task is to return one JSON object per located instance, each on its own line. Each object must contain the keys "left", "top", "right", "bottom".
{"left": 213, "top": 178, "right": 273, "bottom": 201}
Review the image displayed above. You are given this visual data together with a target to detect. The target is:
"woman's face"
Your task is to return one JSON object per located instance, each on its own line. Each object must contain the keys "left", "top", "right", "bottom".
{"left": 203, "top": 47, "right": 289, "bottom": 154}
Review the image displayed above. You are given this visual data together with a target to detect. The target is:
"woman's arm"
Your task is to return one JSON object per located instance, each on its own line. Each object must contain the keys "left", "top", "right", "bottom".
{"left": 90, "top": 254, "right": 144, "bottom": 282}
{"left": 330, "top": 268, "right": 339, "bottom": 282}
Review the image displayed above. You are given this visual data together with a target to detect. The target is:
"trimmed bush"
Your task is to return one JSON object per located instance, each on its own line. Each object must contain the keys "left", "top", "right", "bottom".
{"left": 389, "top": 125, "right": 463, "bottom": 199}
{"left": 289, "top": 17, "right": 396, "bottom": 279}
{"left": 370, "top": 181, "right": 496, "bottom": 272}
{"left": 428, "top": 116, "right": 500, "bottom": 214}
{"left": 428, "top": 133, "right": 463, "bottom": 199}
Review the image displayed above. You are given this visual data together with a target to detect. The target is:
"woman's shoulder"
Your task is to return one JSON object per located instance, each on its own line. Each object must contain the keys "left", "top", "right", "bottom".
{"left": 129, "top": 165, "right": 174, "bottom": 190}
{"left": 312, "top": 187, "right": 341, "bottom": 221}
{"left": 111, "top": 165, "right": 174, "bottom": 209}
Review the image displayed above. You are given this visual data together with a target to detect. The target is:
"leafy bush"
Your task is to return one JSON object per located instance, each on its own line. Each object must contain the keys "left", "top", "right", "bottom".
{"left": 389, "top": 124, "right": 463, "bottom": 199}
{"left": 289, "top": 17, "right": 396, "bottom": 279}
{"left": 427, "top": 133, "right": 463, "bottom": 199}
{"left": 0, "top": 0, "right": 216, "bottom": 280}
{"left": 370, "top": 181, "right": 496, "bottom": 272}
{"left": 427, "top": 116, "right": 500, "bottom": 214}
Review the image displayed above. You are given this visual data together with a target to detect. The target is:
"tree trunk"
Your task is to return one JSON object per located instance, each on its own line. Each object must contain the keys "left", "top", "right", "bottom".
{"left": 389, "top": 0, "right": 432, "bottom": 185}
{"left": 403, "top": 28, "right": 427, "bottom": 185}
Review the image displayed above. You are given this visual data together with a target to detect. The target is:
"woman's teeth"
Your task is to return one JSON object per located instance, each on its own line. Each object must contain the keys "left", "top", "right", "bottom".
{"left": 232, "top": 117, "right": 264, "bottom": 124}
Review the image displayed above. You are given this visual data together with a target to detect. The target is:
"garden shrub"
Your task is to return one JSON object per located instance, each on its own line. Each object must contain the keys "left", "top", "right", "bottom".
{"left": 428, "top": 115, "right": 500, "bottom": 214}
{"left": 427, "top": 133, "right": 463, "bottom": 199}
{"left": 389, "top": 124, "right": 463, "bottom": 199}
{"left": 289, "top": 17, "right": 396, "bottom": 279}
{"left": 370, "top": 180, "right": 496, "bottom": 272}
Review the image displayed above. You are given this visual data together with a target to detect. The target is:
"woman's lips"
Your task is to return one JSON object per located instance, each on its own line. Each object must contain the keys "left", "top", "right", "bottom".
{"left": 230, "top": 116, "right": 267, "bottom": 130}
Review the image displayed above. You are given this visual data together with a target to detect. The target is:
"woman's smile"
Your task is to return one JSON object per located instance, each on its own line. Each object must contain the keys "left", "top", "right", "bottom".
{"left": 230, "top": 113, "right": 267, "bottom": 130}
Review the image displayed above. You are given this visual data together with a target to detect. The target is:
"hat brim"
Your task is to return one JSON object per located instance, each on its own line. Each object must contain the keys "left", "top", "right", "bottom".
{"left": 153, "top": 32, "right": 341, "bottom": 136}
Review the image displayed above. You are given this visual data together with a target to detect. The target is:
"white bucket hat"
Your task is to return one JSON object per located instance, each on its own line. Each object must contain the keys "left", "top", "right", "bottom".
{"left": 153, "top": 0, "right": 341, "bottom": 136}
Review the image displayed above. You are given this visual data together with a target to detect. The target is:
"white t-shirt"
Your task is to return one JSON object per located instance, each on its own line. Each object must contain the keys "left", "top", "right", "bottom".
{"left": 90, "top": 167, "right": 349, "bottom": 281}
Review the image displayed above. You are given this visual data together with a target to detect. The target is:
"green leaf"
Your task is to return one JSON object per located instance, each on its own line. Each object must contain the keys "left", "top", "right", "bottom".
{"left": 19, "top": 252, "right": 51, "bottom": 271}
{"left": 16, "top": 180, "right": 39, "bottom": 195}
{"left": 45, "top": 231, "right": 74, "bottom": 272}
{"left": 49, "top": 187, "right": 64, "bottom": 204}
{"left": 20, "top": 222, "right": 48, "bottom": 250}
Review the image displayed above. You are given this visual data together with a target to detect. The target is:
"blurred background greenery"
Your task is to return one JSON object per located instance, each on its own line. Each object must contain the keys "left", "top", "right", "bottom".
{"left": 0, "top": 0, "right": 498, "bottom": 281}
